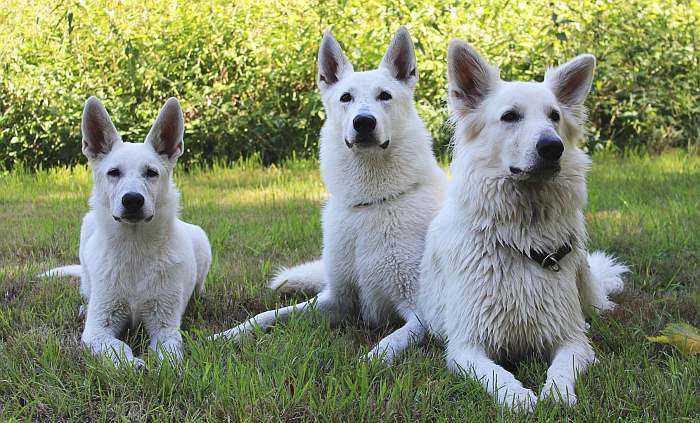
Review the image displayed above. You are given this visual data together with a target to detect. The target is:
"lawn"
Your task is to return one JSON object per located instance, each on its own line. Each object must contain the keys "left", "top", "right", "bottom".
{"left": 0, "top": 151, "right": 698, "bottom": 421}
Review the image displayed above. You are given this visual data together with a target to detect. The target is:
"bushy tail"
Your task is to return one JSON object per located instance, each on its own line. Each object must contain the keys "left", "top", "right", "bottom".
{"left": 268, "top": 259, "right": 325, "bottom": 296}
{"left": 40, "top": 265, "right": 83, "bottom": 278}
{"left": 584, "top": 251, "right": 629, "bottom": 313}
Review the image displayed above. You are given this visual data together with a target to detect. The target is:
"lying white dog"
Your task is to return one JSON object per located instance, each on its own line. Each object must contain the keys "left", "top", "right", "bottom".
{"left": 42, "top": 97, "right": 211, "bottom": 367}
{"left": 416, "top": 40, "right": 628, "bottom": 410}
{"left": 213, "top": 27, "right": 447, "bottom": 364}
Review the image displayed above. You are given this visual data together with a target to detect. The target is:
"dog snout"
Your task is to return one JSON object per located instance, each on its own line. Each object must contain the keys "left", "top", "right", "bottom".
{"left": 353, "top": 113, "right": 377, "bottom": 137}
{"left": 536, "top": 136, "right": 564, "bottom": 161}
{"left": 121, "top": 192, "right": 145, "bottom": 213}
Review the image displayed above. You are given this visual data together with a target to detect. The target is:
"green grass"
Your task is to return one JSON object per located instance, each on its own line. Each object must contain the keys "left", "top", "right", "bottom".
{"left": 0, "top": 151, "right": 698, "bottom": 421}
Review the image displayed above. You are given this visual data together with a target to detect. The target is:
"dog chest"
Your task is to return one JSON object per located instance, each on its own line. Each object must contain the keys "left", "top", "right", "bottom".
{"left": 85, "top": 242, "right": 191, "bottom": 321}
{"left": 443, "top": 245, "right": 588, "bottom": 358}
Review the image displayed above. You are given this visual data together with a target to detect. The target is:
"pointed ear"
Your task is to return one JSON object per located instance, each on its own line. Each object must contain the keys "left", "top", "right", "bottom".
{"left": 379, "top": 26, "right": 418, "bottom": 87}
{"left": 317, "top": 30, "right": 353, "bottom": 91}
{"left": 146, "top": 97, "right": 184, "bottom": 162}
{"left": 545, "top": 54, "right": 596, "bottom": 107}
{"left": 447, "top": 39, "right": 499, "bottom": 113}
{"left": 81, "top": 96, "right": 121, "bottom": 160}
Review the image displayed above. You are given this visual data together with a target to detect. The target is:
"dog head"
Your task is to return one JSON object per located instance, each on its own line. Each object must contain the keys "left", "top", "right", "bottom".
{"left": 81, "top": 97, "right": 184, "bottom": 224}
{"left": 317, "top": 27, "right": 419, "bottom": 153}
{"left": 447, "top": 39, "right": 595, "bottom": 182}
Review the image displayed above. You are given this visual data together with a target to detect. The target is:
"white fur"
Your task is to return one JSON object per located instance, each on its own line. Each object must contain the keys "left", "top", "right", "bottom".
{"left": 41, "top": 97, "right": 211, "bottom": 368}
{"left": 416, "top": 40, "right": 628, "bottom": 411}
{"left": 213, "top": 27, "right": 447, "bottom": 365}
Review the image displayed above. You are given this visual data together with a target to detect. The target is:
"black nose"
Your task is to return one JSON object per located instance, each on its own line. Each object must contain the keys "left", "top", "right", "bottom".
{"left": 536, "top": 136, "right": 564, "bottom": 161}
{"left": 122, "top": 192, "right": 145, "bottom": 212}
{"left": 353, "top": 113, "right": 377, "bottom": 136}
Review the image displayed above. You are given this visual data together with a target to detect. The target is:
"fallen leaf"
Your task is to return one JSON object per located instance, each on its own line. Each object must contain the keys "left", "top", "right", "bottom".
{"left": 647, "top": 322, "right": 700, "bottom": 356}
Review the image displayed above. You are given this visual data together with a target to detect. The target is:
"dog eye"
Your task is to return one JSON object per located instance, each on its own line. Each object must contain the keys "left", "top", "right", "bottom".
{"left": 145, "top": 169, "right": 159, "bottom": 178}
{"left": 500, "top": 110, "right": 521, "bottom": 123}
{"left": 378, "top": 91, "right": 392, "bottom": 101}
{"left": 107, "top": 168, "right": 121, "bottom": 177}
{"left": 340, "top": 93, "right": 353, "bottom": 103}
{"left": 549, "top": 110, "right": 561, "bottom": 122}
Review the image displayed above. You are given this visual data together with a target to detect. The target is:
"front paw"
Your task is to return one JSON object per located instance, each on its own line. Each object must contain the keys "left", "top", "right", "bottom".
{"left": 155, "top": 347, "right": 184, "bottom": 367}
{"left": 539, "top": 380, "right": 577, "bottom": 406}
{"left": 110, "top": 355, "right": 145, "bottom": 370}
{"left": 496, "top": 384, "right": 538, "bottom": 412}
{"left": 131, "top": 357, "right": 146, "bottom": 369}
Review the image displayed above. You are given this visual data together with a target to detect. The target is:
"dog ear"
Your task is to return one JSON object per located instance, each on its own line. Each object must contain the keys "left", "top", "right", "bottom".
{"left": 380, "top": 26, "right": 418, "bottom": 87}
{"left": 146, "top": 97, "right": 184, "bottom": 162}
{"left": 545, "top": 54, "right": 596, "bottom": 107}
{"left": 447, "top": 39, "right": 499, "bottom": 113}
{"left": 317, "top": 30, "right": 353, "bottom": 91}
{"left": 81, "top": 96, "right": 121, "bottom": 160}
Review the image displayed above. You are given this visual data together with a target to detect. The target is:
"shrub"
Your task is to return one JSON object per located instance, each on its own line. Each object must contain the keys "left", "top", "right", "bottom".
{"left": 1, "top": 0, "right": 698, "bottom": 169}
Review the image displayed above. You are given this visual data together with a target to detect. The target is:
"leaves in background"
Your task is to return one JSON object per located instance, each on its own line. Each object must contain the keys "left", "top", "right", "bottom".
{"left": 1, "top": 0, "right": 699, "bottom": 170}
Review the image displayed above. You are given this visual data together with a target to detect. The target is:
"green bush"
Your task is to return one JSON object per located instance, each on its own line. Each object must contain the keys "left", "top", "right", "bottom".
{"left": 1, "top": 0, "right": 698, "bottom": 169}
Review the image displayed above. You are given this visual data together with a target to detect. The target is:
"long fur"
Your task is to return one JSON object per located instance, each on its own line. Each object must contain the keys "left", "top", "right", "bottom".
{"left": 416, "top": 41, "right": 628, "bottom": 411}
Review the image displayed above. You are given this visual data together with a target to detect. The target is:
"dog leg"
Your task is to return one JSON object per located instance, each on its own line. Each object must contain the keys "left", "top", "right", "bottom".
{"left": 210, "top": 289, "right": 345, "bottom": 342}
{"left": 140, "top": 298, "right": 188, "bottom": 365}
{"left": 539, "top": 339, "right": 595, "bottom": 405}
{"left": 448, "top": 343, "right": 537, "bottom": 412}
{"left": 366, "top": 315, "right": 425, "bottom": 365}
{"left": 82, "top": 303, "right": 143, "bottom": 368}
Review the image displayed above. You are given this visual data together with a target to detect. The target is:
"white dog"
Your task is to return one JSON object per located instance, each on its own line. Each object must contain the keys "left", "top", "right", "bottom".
{"left": 416, "top": 40, "right": 628, "bottom": 411}
{"left": 213, "top": 27, "right": 447, "bottom": 364}
{"left": 42, "top": 97, "right": 211, "bottom": 368}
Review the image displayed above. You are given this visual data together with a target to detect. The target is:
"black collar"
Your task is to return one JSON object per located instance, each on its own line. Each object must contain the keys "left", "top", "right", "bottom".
{"left": 352, "top": 184, "right": 418, "bottom": 208}
{"left": 525, "top": 243, "right": 572, "bottom": 272}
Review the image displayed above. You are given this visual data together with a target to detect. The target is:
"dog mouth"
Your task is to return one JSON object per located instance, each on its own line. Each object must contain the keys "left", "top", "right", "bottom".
{"left": 509, "top": 163, "right": 561, "bottom": 180}
{"left": 113, "top": 214, "right": 154, "bottom": 223}
{"left": 345, "top": 138, "right": 390, "bottom": 150}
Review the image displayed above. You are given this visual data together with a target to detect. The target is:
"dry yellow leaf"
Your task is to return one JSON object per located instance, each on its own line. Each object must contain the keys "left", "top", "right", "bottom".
{"left": 647, "top": 322, "right": 700, "bottom": 356}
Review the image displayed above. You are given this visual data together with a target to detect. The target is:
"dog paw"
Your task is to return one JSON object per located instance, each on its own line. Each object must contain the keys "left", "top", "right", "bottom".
{"left": 497, "top": 385, "right": 538, "bottom": 413}
{"left": 131, "top": 357, "right": 146, "bottom": 369}
{"left": 539, "top": 381, "right": 577, "bottom": 406}
{"left": 156, "top": 349, "right": 184, "bottom": 367}
{"left": 114, "top": 356, "right": 145, "bottom": 370}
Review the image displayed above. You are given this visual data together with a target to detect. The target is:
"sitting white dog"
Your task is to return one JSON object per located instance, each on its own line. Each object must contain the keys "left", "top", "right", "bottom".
{"left": 416, "top": 40, "right": 628, "bottom": 411}
{"left": 43, "top": 97, "right": 211, "bottom": 368}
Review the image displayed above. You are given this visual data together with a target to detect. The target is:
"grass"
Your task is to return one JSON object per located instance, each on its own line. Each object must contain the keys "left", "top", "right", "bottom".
{"left": 0, "top": 151, "right": 698, "bottom": 421}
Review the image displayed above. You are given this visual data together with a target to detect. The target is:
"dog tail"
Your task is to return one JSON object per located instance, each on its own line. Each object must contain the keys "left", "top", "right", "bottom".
{"left": 39, "top": 265, "right": 83, "bottom": 279}
{"left": 268, "top": 259, "right": 325, "bottom": 295}
{"left": 585, "top": 251, "right": 629, "bottom": 312}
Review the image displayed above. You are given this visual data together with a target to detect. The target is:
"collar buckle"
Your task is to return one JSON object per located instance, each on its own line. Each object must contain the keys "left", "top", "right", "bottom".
{"left": 541, "top": 252, "right": 561, "bottom": 272}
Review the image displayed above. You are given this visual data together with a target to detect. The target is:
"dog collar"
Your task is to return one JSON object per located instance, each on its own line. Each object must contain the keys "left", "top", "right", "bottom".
{"left": 353, "top": 184, "right": 418, "bottom": 208}
{"left": 525, "top": 243, "right": 572, "bottom": 272}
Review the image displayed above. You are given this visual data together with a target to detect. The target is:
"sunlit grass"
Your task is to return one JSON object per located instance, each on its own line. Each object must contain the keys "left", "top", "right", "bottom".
{"left": 0, "top": 151, "right": 698, "bottom": 420}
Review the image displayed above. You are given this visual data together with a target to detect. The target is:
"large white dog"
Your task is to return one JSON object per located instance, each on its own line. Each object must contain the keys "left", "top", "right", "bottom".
{"left": 43, "top": 97, "right": 211, "bottom": 368}
{"left": 213, "top": 27, "right": 447, "bottom": 364}
{"left": 416, "top": 40, "right": 628, "bottom": 411}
